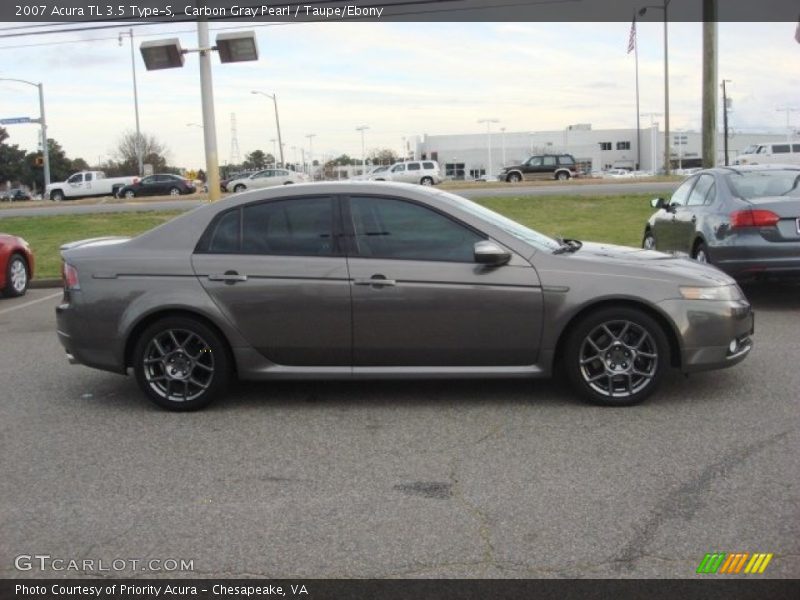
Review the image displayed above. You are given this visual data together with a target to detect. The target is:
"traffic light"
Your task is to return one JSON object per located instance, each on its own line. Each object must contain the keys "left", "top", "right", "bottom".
{"left": 34, "top": 156, "right": 44, "bottom": 167}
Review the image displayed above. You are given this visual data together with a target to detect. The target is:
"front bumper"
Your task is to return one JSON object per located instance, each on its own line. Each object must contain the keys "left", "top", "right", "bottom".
{"left": 658, "top": 297, "right": 754, "bottom": 373}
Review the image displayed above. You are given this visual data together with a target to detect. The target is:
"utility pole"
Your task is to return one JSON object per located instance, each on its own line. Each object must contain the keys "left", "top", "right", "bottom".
{"left": 197, "top": 21, "right": 221, "bottom": 201}
{"left": 776, "top": 107, "right": 799, "bottom": 141}
{"left": 721, "top": 79, "right": 731, "bottom": 166}
{"left": 119, "top": 28, "right": 143, "bottom": 176}
{"left": 477, "top": 118, "right": 498, "bottom": 179}
{"left": 356, "top": 125, "right": 369, "bottom": 176}
{"left": 701, "top": 0, "right": 717, "bottom": 168}
{"left": 306, "top": 134, "right": 316, "bottom": 179}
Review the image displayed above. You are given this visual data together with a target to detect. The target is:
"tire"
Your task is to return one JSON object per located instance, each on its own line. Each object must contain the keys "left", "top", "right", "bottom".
{"left": 3, "top": 253, "right": 29, "bottom": 297}
{"left": 420, "top": 176, "right": 434, "bottom": 186}
{"left": 283, "top": 181, "right": 294, "bottom": 185}
{"left": 133, "top": 317, "right": 231, "bottom": 411}
{"left": 693, "top": 241, "right": 709, "bottom": 264}
{"left": 124, "top": 190, "right": 135, "bottom": 199}
{"left": 233, "top": 184, "right": 246, "bottom": 193}
{"left": 642, "top": 231, "right": 656, "bottom": 250}
{"left": 506, "top": 172, "right": 522, "bottom": 183}
{"left": 50, "top": 190, "right": 64, "bottom": 202}
{"left": 563, "top": 307, "right": 670, "bottom": 407}
{"left": 556, "top": 171, "right": 570, "bottom": 181}
{"left": 168, "top": 187, "right": 181, "bottom": 196}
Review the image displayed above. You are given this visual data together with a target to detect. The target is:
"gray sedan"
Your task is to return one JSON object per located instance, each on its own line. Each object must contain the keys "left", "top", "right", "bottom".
{"left": 643, "top": 165, "right": 800, "bottom": 280}
{"left": 56, "top": 182, "right": 754, "bottom": 411}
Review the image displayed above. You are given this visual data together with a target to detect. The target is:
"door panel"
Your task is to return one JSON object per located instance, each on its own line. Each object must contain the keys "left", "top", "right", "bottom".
{"left": 348, "top": 258, "right": 543, "bottom": 366}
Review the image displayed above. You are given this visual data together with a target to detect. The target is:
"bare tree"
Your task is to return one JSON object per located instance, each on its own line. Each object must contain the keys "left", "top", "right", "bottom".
{"left": 113, "top": 131, "right": 172, "bottom": 174}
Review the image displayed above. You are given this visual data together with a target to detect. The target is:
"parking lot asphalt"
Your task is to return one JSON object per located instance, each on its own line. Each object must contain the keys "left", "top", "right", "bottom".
{"left": 1, "top": 286, "right": 798, "bottom": 579}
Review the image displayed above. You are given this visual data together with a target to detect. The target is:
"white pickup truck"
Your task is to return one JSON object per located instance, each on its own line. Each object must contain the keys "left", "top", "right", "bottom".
{"left": 46, "top": 171, "right": 139, "bottom": 201}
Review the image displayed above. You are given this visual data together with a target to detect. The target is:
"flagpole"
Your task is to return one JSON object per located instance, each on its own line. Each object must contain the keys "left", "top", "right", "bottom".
{"left": 634, "top": 16, "right": 642, "bottom": 170}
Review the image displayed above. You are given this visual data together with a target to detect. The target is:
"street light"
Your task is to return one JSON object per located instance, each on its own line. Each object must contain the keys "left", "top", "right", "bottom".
{"left": 776, "top": 107, "right": 799, "bottom": 142}
{"left": 639, "top": 1, "right": 671, "bottom": 175}
{"left": 141, "top": 29, "right": 259, "bottom": 201}
{"left": 356, "top": 125, "right": 369, "bottom": 177}
{"left": 477, "top": 118, "right": 499, "bottom": 180}
{"left": 306, "top": 134, "right": 316, "bottom": 179}
{"left": 0, "top": 77, "right": 50, "bottom": 191}
{"left": 251, "top": 90, "right": 284, "bottom": 167}
{"left": 119, "top": 28, "right": 143, "bottom": 176}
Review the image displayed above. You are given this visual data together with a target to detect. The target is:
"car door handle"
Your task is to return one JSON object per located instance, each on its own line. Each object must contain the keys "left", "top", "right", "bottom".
{"left": 208, "top": 272, "right": 248, "bottom": 283}
{"left": 354, "top": 276, "right": 396, "bottom": 287}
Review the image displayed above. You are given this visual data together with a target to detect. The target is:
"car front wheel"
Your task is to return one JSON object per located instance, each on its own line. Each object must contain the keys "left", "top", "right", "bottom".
{"left": 133, "top": 317, "right": 231, "bottom": 411}
{"left": 233, "top": 184, "right": 246, "bottom": 193}
{"left": 3, "top": 253, "right": 29, "bottom": 297}
{"left": 124, "top": 190, "right": 135, "bottom": 199}
{"left": 642, "top": 231, "right": 656, "bottom": 250}
{"left": 693, "top": 242, "right": 709, "bottom": 264}
{"left": 563, "top": 307, "right": 669, "bottom": 407}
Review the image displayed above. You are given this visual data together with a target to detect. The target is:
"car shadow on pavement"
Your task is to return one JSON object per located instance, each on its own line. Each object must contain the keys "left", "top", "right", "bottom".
{"left": 741, "top": 281, "right": 800, "bottom": 312}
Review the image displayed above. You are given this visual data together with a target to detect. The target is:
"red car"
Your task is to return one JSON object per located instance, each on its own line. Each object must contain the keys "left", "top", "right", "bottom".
{"left": 0, "top": 233, "right": 34, "bottom": 297}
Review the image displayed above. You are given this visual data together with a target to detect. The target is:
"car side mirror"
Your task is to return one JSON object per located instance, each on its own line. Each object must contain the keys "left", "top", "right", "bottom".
{"left": 650, "top": 197, "right": 668, "bottom": 210}
{"left": 474, "top": 241, "right": 511, "bottom": 266}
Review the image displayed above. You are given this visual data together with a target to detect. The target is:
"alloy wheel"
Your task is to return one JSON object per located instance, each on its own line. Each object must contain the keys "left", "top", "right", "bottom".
{"left": 142, "top": 329, "right": 215, "bottom": 403}
{"left": 9, "top": 258, "right": 27, "bottom": 293}
{"left": 578, "top": 320, "right": 658, "bottom": 399}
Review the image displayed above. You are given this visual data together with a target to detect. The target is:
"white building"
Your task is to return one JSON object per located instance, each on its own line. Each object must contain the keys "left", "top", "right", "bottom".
{"left": 410, "top": 125, "right": 789, "bottom": 179}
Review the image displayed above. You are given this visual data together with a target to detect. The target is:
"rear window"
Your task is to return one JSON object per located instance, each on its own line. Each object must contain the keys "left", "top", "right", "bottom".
{"left": 725, "top": 170, "right": 800, "bottom": 199}
{"left": 773, "top": 144, "right": 791, "bottom": 154}
{"left": 422, "top": 162, "right": 436, "bottom": 170}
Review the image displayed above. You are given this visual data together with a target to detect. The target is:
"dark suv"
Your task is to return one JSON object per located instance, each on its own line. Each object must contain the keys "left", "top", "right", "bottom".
{"left": 499, "top": 154, "right": 578, "bottom": 182}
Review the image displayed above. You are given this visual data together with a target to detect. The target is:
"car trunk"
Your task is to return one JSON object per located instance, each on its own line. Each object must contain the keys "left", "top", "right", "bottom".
{"left": 744, "top": 196, "right": 800, "bottom": 243}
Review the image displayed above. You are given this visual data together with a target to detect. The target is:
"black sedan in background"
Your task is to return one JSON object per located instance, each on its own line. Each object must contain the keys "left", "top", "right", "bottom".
{"left": 117, "top": 174, "right": 196, "bottom": 199}
{"left": 643, "top": 165, "right": 800, "bottom": 280}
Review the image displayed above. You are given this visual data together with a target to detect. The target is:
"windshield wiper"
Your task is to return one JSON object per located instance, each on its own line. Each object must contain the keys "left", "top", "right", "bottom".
{"left": 552, "top": 238, "right": 583, "bottom": 254}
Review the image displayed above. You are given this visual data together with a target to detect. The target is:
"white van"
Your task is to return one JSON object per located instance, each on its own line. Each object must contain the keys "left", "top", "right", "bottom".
{"left": 734, "top": 142, "right": 800, "bottom": 166}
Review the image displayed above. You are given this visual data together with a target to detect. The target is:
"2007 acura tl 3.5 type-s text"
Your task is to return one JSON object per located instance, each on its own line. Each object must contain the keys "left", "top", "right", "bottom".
{"left": 55, "top": 182, "right": 754, "bottom": 411}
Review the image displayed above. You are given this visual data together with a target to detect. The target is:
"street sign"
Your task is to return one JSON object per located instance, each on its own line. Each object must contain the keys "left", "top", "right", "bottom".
{"left": 0, "top": 117, "right": 33, "bottom": 125}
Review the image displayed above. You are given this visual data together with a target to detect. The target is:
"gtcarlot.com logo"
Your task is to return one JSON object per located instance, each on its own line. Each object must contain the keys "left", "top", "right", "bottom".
{"left": 697, "top": 552, "right": 773, "bottom": 574}
{"left": 14, "top": 554, "right": 194, "bottom": 572}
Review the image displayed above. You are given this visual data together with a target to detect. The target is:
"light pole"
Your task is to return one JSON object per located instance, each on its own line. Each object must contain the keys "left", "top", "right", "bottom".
{"left": 269, "top": 138, "right": 277, "bottom": 167}
{"left": 639, "top": 1, "right": 671, "bottom": 174}
{"left": 477, "top": 118, "right": 499, "bottom": 179}
{"left": 500, "top": 127, "right": 506, "bottom": 167}
{"left": 641, "top": 112, "right": 662, "bottom": 173}
{"left": 0, "top": 78, "right": 50, "bottom": 191}
{"left": 251, "top": 91, "right": 284, "bottom": 166}
{"left": 776, "top": 107, "right": 799, "bottom": 141}
{"left": 721, "top": 80, "right": 732, "bottom": 165}
{"left": 306, "top": 134, "right": 316, "bottom": 179}
{"left": 119, "top": 28, "right": 143, "bottom": 176}
{"left": 356, "top": 125, "right": 369, "bottom": 176}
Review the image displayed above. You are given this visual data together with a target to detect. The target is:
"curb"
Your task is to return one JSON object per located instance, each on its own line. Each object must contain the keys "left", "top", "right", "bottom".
{"left": 30, "top": 279, "right": 62, "bottom": 289}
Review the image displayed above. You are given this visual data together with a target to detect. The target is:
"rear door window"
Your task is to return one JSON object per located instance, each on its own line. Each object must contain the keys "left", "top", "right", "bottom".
{"left": 687, "top": 174, "right": 714, "bottom": 206}
{"left": 407, "top": 163, "right": 421, "bottom": 171}
{"left": 670, "top": 177, "right": 696, "bottom": 207}
{"left": 242, "top": 197, "right": 335, "bottom": 256}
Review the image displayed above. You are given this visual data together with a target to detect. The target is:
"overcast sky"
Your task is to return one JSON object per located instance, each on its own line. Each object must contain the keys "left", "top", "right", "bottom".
{"left": 0, "top": 21, "right": 797, "bottom": 170}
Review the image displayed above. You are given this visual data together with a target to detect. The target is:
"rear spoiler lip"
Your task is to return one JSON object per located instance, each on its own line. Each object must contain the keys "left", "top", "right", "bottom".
{"left": 60, "top": 236, "right": 131, "bottom": 253}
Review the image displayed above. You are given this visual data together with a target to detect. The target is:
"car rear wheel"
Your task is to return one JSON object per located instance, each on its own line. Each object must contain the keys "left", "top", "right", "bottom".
{"left": 124, "top": 190, "right": 135, "bottom": 199}
{"left": 556, "top": 171, "right": 570, "bottom": 181}
{"left": 168, "top": 187, "right": 181, "bottom": 196}
{"left": 507, "top": 172, "right": 522, "bottom": 183}
{"left": 564, "top": 307, "right": 669, "bottom": 407}
{"left": 3, "top": 253, "right": 29, "bottom": 297}
{"left": 693, "top": 242, "right": 709, "bottom": 264}
{"left": 420, "top": 176, "right": 434, "bottom": 186}
{"left": 642, "top": 231, "right": 656, "bottom": 250}
{"left": 233, "top": 184, "right": 246, "bottom": 193}
{"left": 133, "top": 317, "right": 231, "bottom": 411}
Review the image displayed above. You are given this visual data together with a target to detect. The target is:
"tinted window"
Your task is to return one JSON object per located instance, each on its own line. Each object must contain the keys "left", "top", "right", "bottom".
{"left": 349, "top": 196, "right": 483, "bottom": 262}
{"left": 207, "top": 209, "right": 241, "bottom": 253}
{"left": 141, "top": 176, "right": 156, "bottom": 185}
{"left": 670, "top": 178, "right": 696, "bottom": 206}
{"left": 241, "top": 197, "right": 334, "bottom": 256}
{"left": 68, "top": 174, "right": 83, "bottom": 183}
{"left": 558, "top": 156, "right": 575, "bottom": 166}
{"left": 422, "top": 162, "right": 436, "bottom": 169}
{"left": 407, "top": 163, "right": 421, "bottom": 171}
{"left": 725, "top": 170, "right": 800, "bottom": 199}
{"left": 85, "top": 173, "right": 93, "bottom": 182}
{"left": 793, "top": 144, "right": 800, "bottom": 153}
{"left": 392, "top": 164, "right": 405, "bottom": 172}
{"left": 542, "top": 156, "right": 556, "bottom": 167}
{"left": 528, "top": 157, "right": 543, "bottom": 166}
{"left": 773, "top": 144, "right": 790, "bottom": 154}
{"left": 687, "top": 174, "right": 714, "bottom": 206}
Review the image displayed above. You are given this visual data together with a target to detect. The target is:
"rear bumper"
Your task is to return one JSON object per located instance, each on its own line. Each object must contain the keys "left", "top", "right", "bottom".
{"left": 712, "top": 241, "right": 800, "bottom": 280}
{"left": 56, "top": 298, "right": 126, "bottom": 374}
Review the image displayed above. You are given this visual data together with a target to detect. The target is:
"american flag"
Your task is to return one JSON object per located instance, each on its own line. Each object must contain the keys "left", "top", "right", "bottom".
{"left": 628, "top": 17, "right": 637, "bottom": 54}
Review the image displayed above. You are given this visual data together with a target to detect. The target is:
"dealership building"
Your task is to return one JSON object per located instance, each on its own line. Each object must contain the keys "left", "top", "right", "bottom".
{"left": 408, "top": 125, "right": 790, "bottom": 179}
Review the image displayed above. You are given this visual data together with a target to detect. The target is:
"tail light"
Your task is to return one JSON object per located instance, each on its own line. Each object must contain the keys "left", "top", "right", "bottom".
{"left": 62, "top": 262, "right": 80, "bottom": 290}
{"left": 730, "top": 209, "right": 780, "bottom": 229}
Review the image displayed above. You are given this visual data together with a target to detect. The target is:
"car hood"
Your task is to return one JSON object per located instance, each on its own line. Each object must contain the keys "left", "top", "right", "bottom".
{"left": 559, "top": 241, "right": 735, "bottom": 286}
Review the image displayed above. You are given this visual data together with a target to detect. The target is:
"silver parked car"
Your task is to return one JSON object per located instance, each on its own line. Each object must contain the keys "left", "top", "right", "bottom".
{"left": 228, "top": 168, "right": 307, "bottom": 193}
{"left": 370, "top": 160, "right": 442, "bottom": 185}
{"left": 56, "top": 182, "right": 753, "bottom": 411}
{"left": 643, "top": 165, "right": 800, "bottom": 280}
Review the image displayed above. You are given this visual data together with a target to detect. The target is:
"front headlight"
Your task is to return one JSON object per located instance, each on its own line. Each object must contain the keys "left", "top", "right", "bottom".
{"left": 679, "top": 284, "right": 743, "bottom": 301}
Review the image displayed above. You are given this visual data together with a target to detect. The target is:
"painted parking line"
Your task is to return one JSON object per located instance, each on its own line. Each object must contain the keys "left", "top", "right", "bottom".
{"left": 0, "top": 291, "right": 62, "bottom": 316}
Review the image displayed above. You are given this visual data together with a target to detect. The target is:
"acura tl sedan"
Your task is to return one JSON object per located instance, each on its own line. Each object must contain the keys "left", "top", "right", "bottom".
{"left": 642, "top": 165, "right": 800, "bottom": 280}
{"left": 56, "top": 182, "right": 754, "bottom": 411}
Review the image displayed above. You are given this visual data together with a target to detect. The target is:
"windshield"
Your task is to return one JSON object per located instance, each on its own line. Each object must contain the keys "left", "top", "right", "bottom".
{"left": 433, "top": 190, "right": 561, "bottom": 251}
{"left": 739, "top": 145, "right": 759, "bottom": 155}
{"left": 725, "top": 169, "right": 800, "bottom": 199}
